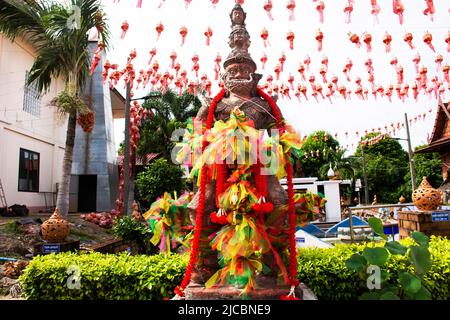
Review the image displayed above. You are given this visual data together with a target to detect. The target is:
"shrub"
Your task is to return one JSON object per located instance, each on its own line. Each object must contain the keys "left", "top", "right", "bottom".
{"left": 19, "top": 252, "right": 188, "bottom": 300}
{"left": 19, "top": 237, "right": 449, "bottom": 300}
{"left": 136, "top": 159, "right": 186, "bottom": 207}
{"left": 112, "top": 216, "right": 157, "bottom": 255}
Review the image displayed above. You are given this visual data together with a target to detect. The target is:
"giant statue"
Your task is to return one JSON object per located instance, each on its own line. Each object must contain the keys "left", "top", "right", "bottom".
{"left": 174, "top": 3, "right": 323, "bottom": 300}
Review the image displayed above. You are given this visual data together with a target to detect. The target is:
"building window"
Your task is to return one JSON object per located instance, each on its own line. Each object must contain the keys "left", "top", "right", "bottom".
{"left": 18, "top": 148, "right": 40, "bottom": 192}
{"left": 23, "top": 70, "right": 41, "bottom": 117}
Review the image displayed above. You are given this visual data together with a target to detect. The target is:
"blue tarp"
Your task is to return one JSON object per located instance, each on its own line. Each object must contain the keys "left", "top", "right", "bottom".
{"left": 299, "top": 223, "right": 326, "bottom": 236}
{"left": 326, "top": 216, "right": 369, "bottom": 234}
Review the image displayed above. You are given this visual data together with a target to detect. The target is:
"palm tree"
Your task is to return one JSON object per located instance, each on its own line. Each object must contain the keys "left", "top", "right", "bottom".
{"left": 0, "top": 0, "right": 110, "bottom": 217}
{"left": 139, "top": 88, "right": 202, "bottom": 159}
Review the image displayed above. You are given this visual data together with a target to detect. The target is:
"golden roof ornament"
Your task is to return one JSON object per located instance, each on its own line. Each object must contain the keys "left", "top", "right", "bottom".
{"left": 412, "top": 176, "right": 443, "bottom": 211}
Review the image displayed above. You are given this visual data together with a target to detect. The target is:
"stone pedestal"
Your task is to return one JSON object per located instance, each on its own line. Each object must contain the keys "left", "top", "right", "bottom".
{"left": 182, "top": 277, "right": 317, "bottom": 300}
{"left": 398, "top": 210, "right": 450, "bottom": 239}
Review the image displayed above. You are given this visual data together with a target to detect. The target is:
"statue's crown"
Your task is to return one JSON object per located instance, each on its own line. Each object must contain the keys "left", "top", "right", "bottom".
{"left": 223, "top": 3, "right": 256, "bottom": 70}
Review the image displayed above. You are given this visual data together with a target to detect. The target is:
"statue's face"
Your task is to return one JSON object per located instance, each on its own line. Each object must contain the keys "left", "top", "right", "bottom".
{"left": 223, "top": 63, "right": 255, "bottom": 96}
{"left": 232, "top": 10, "right": 244, "bottom": 24}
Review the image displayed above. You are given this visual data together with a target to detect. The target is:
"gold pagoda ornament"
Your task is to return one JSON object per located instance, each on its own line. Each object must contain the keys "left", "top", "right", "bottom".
{"left": 412, "top": 177, "right": 443, "bottom": 211}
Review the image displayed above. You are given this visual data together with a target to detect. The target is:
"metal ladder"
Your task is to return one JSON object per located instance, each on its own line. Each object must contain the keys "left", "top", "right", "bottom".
{"left": 0, "top": 178, "right": 7, "bottom": 208}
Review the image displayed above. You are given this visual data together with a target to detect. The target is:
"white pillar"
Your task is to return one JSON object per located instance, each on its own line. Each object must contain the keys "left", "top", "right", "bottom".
{"left": 322, "top": 180, "right": 342, "bottom": 222}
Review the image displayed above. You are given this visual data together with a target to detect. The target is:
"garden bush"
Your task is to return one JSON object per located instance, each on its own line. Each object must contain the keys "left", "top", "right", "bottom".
{"left": 19, "top": 237, "right": 449, "bottom": 300}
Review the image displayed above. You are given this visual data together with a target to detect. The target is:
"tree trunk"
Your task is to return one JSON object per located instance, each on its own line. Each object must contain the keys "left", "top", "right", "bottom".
{"left": 56, "top": 113, "right": 77, "bottom": 218}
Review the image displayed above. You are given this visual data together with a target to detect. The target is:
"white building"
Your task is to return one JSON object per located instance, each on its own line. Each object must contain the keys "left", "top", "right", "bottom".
{"left": 0, "top": 34, "right": 124, "bottom": 213}
{"left": 0, "top": 34, "right": 67, "bottom": 213}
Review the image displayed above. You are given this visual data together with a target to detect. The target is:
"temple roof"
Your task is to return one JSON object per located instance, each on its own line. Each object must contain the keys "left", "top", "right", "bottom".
{"left": 415, "top": 101, "right": 450, "bottom": 154}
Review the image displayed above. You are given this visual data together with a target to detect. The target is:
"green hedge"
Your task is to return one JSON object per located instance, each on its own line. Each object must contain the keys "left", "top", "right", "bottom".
{"left": 19, "top": 252, "right": 187, "bottom": 300}
{"left": 19, "top": 236, "right": 449, "bottom": 300}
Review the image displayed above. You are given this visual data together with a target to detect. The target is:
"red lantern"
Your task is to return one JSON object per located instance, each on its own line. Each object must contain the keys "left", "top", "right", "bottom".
{"left": 297, "top": 64, "right": 305, "bottom": 81}
{"left": 390, "top": 56, "right": 398, "bottom": 67}
{"left": 210, "top": 0, "right": 219, "bottom": 8}
{"left": 321, "top": 55, "right": 328, "bottom": 68}
{"left": 120, "top": 20, "right": 129, "bottom": 39}
{"left": 446, "top": 31, "right": 450, "bottom": 52}
{"left": 286, "top": 0, "right": 296, "bottom": 21}
{"left": 279, "top": 53, "right": 286, "bottom": 72}
{"left": 204, "top": 26, "right": 213, "bottom": 46}
{"left": 303, "top": 55, "right": 311, "bottom": 71}
{"left": 148, "top": 47, "right": 157, "bottom": 65}
{"left": 170, "top": 51, "right": 177, "bottom": 69}
{"left": 180, "top": 26, "right": 188, "bottom": 46}
{"left": 370, "top": 0, "right": 380, "bottom": 23}
{"left": 286, "top": 31, "right": 295, "bottom": 50}
{"left": 214, "top": 53, "right": 222, "bottom": 80}
{"left": 174, "top": 62, "right": 181, "bottom": 77}
{"left": 89, "top": 52, "right": 101, "bottom": 75}
{"left": 443, "top": 64, "right": 449, "bottom": 84}
{"left": 348, "top": 32, "right": 361, "bottom": 48}
{"left": 331, "top": 75, "right": 338, "bottom": 90}
{"left": 260, "top": 53, "right": 268, "bottom": 70}
{"left": 343, "top": 0, "right": 354, "bottom": 24}
{"left": 184, "top": 0, "right": 192, "bottom": 9}
{"left": 397, "top": 66, "right": 404, "bottom": 84}
{"left": 136, "top": 0, "right": 142, "bottom": 8}
{"left": 363, "top": 32, "right": 372, "bottom": 52}
{"left": 129, "top": 49, "right": 137, "bottom": 61}
{"left": 274, "top": 64, "right": 281, "bottom": 80}
{"left": 320, "top": 66, "right": 327, "bottom": 84}
{"left": 155, "top": 22, "right": 164, "bottom": 40}
{"left": 261, "top": 28, "right": 269, "bottom": 47}
{"left": 263, "top": 1, "right": 274, "bottom": 20}
{"left": 339, "top": 85, "right": 347, "bottom": 99}
{"left": 419, "top": 66, "right": 428, "bottom": 88}
{"left": 192, "top": 54, "right": 199, "bottom": 64}
{"left": 435, "top": 54, "right": 443, "bottom": 72}
{"left": 315, "top": 29, "right": 324, "bottom": 51}
{"left": 288, "top": 74, "right": 295, "bottom": 90}
{"left": 316, "top": 1, "right": 325, "bottom": 23}
{"left": 423, "top": 0, "right": 435, "bottom": 21}
{"left": 392, "top": 0, "right": 405, "bottom": 25}
{"left": 412, "top": 53, "right": 421, "bottom": 73}
{"left": 382, "top": 32, "right": 392, "bottom": 52}
{"left": 403, "top": 32, "right": 414, "bottom": 49}
{"left": 423, "top": 31, "right": 435, "bottom": 52}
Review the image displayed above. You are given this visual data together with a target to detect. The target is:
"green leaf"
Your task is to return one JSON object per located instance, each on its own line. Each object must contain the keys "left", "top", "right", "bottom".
{"left": 360, "top": 292, "right": 381, "bottom": 300}
{"left": 345, "top": 253, "right": 366, "bottom": 272}
{"left": 368, "top": 217, "right": 388, "bottom": 240}
{"left": 381, "top": 285, "right": 399, "bottom": 296}
{"left": 385, "top": 241, "right": 407, "bottom": 255}
{"left": 399, "top": 272, "right": 422, "bottom": 294}
{"left": 412, "top": 232, "right": 429, "bottom": 248}
{"left": 379, "top": 292, "right": 400, "bottom": 300}
{"left": 414, "top": 286, "right": 432, "bottom": 300}
{"left": 363, "top": 247, "right": 389, "bottom": 266}
{"left": 409, "top": 246, "right": 431, "bottom": 275}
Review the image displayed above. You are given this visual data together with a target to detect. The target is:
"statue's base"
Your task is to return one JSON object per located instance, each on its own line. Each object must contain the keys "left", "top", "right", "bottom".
{"left": 179, "top": 277, "right": 317, "bottom": 300}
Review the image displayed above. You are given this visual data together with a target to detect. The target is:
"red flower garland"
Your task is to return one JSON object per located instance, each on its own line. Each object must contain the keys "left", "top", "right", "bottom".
{"left": 257, "top": 87, "right": 299, "bottom": 288}
{"left": 175, "top": 89, "right": 225, "bottom": 297}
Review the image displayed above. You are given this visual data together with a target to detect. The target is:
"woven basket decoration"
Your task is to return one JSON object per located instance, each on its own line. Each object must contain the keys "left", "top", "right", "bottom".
{"left": 41, "top": 208, "right": 70, "bottom": 242}
{"left": 412, "top": 177, "right": 443, "bottom": 211}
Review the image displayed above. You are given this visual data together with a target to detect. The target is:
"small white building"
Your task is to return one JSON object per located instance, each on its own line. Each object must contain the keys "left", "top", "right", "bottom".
{"left": 0, "top": 34, "right": 124, "bottom": 213}
{"left": 0, "top": 34, "right": 67, "bottom": 212}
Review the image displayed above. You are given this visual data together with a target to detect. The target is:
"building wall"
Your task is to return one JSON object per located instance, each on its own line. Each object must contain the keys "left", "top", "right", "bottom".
{"left": 0, "top": 35, "right": 66, "bottom": 212}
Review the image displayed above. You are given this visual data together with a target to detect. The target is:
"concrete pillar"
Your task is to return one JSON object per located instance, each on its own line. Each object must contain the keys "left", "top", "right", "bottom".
{"left": 322, "top": 180, "right": 342, "bottom": 222}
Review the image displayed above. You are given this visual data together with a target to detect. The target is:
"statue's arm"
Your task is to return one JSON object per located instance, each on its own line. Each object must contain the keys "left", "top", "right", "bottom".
{"left": 195, "top": 97, "right": 213, "bottom": 121}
